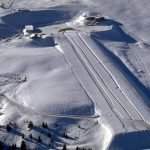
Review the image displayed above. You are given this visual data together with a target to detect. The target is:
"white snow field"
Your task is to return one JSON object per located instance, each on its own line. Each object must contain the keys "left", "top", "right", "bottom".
{"left": 0, "top": 0, "right": 150, "bottom": 150}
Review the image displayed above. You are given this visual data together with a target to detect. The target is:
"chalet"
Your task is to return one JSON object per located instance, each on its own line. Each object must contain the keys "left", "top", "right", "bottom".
{"left": 23, "top": 25, "right": 35, "bottom": 36}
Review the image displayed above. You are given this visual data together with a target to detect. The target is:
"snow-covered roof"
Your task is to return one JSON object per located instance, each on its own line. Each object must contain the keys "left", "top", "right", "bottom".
{"left": 24, "top": 25, "right": 34, "bottom": 31}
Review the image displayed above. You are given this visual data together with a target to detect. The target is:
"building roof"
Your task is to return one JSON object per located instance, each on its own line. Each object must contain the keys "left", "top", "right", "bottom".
{"left": 25, "top": 25, "right": 34, "bottom": 31}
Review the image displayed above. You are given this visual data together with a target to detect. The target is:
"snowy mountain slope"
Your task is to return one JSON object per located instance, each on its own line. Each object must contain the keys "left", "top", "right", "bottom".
{"left": 0, "top": 38, "right": 94, "bottom": 115}
{"left": 0, "top": 0, "right": 150, "bottom": 150}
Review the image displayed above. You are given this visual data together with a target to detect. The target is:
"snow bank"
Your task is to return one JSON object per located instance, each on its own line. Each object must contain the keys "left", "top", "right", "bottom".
{"left": 66, "top": 12, "right": 103, "bottom": 27}
{"left": 67, "top": 12, "right": 88, "bottom": 27}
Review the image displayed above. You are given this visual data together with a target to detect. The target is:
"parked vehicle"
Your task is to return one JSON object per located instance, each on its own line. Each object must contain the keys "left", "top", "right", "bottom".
{"left": 84, "top": 15, "right": 105, "bottom": 25}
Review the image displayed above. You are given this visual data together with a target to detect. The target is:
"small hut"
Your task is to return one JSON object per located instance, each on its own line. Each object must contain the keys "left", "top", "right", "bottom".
{"left": 23, "top": 25, "right": 35, "bottom": 36}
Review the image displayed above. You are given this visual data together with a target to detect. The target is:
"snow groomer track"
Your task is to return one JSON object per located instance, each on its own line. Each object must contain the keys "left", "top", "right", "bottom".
{"left": 56, "top": 31, "right": 150, "bottom": 149}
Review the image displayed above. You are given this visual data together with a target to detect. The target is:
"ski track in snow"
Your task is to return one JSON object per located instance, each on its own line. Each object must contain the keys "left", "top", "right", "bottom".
{"left": 58, "top": 30, "right": 150, "bottom": 127}
{"left": 67, "top": 32, "right": 135, "bottom": 120}
{"left": 65, "top": 31, "right": 149, "bottom": 124}
{"left": 55, "top": 30, "right": 150, "bottom": 149}
{"left": 65, "top": 33, "right": 127, "bottom": 131}
{"left": 77, "top": 33, "right": 149, "bottom": 122}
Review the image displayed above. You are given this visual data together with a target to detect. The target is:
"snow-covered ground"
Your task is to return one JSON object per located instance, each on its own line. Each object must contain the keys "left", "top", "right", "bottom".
{"left": 0, "top": 0, "right": 150, "bottom": 149}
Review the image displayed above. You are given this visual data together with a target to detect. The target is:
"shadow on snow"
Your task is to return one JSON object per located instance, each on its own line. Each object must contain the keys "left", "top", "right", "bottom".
{"left": 93, "top": 19, "right": 136, "bottom": 43}
{"left": 1, "top": 9, "right": 74, "bottom": 28}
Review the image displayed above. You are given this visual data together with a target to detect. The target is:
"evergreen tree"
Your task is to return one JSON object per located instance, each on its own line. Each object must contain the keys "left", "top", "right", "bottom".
{"left": 14, "top": 144, "right": 16, "bottom": 149}
{"left": 42, "top": 122, "right": 48, "bottom": 128}
{"left": 20, "top": 140, "right": 26, "bottom": 150}
{"left": 76, "top": 146, "right": 80, "bottom": 150}
{"left": 47, "top": 132, "right": 51, "bottom": 138}
{"left": 50, "top": 138, "right": 54, "bottom": 143}
{"left": 8, "top": 146, "right": 11, "bottom": 150}
{"left": 9, "top": 121, "right": 12, "bottom": 126}
{"left": 62, "top": 144, "right": 67, "bottom": 150}
{"left": 63, "top": 132, "right": 68, "bottom": 139}
{"left": 48, "top": 141, "right": 51, "bottom": 147}
{"left": 45, "top": 123, "right": 48, "bottom": 128}
{"left": 6, "top": 124, "right": 11, "bottom": 132}
{"left": 42, "top": 122, "right": 45, "bottom": 128}
{"left": 28, "top": 121, "right": 33, "bottom": 129}
{"left": 0, "top": 141, "right": 3, "bottom": 150}
{"left": 38, "top": 136, "right": 41, "bottom": 143}
{"left": 11, "top": 144, "right": 16, "bottom": 150}
{"left": 55, "top": 123, "right": 58, "bottom": 127}
{"left": 22, "top": 134, "right": 25, "bottom": 139}
{"left": 29, "top": 133, "right": 32, "bottom": 139}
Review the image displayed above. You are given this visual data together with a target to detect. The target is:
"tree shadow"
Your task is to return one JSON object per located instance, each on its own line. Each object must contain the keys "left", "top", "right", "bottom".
{"left": 0, "top": 125, "right": 22, "bottom": 137}
{"left": 9, "top": 128, "right": 22, "bottom": 136}
{"left": 24, "top": 136, "right": 49, "bottom": 149}
{"left": 93, "top": 19, "right": 136, "bottom": 43}
{"left": 31, "top": 125, "right": 65, "bottom": 144}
